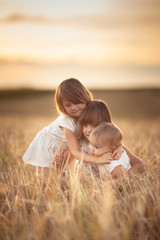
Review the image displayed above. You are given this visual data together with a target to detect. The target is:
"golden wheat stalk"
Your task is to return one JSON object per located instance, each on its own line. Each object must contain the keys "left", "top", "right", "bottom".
{"left": 59, "top": 135, "right": 64, "bottom": 153}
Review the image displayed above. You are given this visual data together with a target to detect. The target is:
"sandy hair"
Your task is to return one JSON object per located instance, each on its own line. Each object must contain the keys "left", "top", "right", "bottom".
{"left": 78, "top": 100, "right": 112, "bottom": 140}
{"left": 55, "top": 78, "right": 93, "bottom": 115}
{"left": 90, "top": 122, "right": 123, "bottom": 149}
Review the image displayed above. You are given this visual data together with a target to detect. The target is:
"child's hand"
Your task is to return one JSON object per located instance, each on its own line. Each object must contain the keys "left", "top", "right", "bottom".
{"left": 95, "top": 153, "right": 112, "bottom": 164}
{"left": 112, "top": 145, "right": 123, "bottom": 160}
{"left": 53, "top": 151, "right": 63, "bottom": 164}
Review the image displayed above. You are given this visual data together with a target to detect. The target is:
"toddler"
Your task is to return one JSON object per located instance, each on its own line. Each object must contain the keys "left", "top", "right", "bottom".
{"left": 78, "top": 100, "right": 145, "bottom": 178}
{"left": 89, "top": 122, "right": 131, "bottom": 180}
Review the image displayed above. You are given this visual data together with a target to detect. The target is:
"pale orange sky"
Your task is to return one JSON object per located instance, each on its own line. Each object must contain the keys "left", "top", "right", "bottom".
{"left": 0, "top": 0, "right": 160, "bottom": 89}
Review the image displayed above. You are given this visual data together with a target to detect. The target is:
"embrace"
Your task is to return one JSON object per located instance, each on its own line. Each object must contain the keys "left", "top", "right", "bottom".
{"left": 23, "top": 78, "right": 146, "bottom": 184}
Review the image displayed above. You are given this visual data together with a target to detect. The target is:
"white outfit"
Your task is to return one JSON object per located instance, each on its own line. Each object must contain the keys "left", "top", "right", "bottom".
{"left": 98, "top": 150, "right": 131, "bottom": 177}
{"left": 80, "top": 141, "right": 131, "bottom": 177}
{"left": 23, "top": 114, "right": 76, "bottom": 167}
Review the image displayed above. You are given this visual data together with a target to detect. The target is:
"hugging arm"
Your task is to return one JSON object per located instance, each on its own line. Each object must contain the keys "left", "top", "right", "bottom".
{"left": 123, "top": 145, "right": 147, "bottom": 174}
{"left": 63, "top": 128, "right": 111, "bottom": 164}
{"left": 112, "top": 145, "right": 123, "bottom": 160}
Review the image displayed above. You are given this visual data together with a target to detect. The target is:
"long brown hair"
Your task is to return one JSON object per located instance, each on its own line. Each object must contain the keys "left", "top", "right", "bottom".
{"left": 55, "top": 78, "right": 93, "bottom": 115}
{"left": 78, "top": 100, "right": 112, "bottom": 139}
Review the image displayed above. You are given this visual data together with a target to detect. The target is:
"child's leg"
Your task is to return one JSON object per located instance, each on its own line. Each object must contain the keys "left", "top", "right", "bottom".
{"left": 111, "top": 165, "right": 127, "bottom": 180}
{"left": 110, "top": 165, "right": 128, "bottom": 189}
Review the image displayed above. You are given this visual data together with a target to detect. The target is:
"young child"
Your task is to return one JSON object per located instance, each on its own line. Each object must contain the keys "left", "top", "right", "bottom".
{"left": 78, "top": 100, "right": 145, "bottom": 178}
{"left": 89, "top": 122, "right": 131, "bottom": 180}
{"left": 23, "top": 78, "right": 111, "bottom": 170}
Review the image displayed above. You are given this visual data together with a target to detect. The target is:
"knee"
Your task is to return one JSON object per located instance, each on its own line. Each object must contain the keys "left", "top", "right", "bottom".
{"left": 111, "top": 165, "right": 127, "bottom": 179}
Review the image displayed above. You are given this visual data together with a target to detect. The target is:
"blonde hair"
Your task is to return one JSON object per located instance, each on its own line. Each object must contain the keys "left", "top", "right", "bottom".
{"left": 78, "top": 100, "right": 112, "bottom": 139}
{"left": 90, "top": 122, "right": 122, "bottom": 149}
{"left": 55, "top": 78, "right": 93, "bottom": 115}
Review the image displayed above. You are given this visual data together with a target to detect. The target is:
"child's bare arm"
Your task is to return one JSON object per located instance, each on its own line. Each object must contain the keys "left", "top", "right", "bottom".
{"left": 112, "top": 145, "right": 123, "bottom": 160}
{"left": 123, "top": 145, "right": 147, "bottom": 174}
{"left": 63, "top": 128, "right": 111, "bottom": 164}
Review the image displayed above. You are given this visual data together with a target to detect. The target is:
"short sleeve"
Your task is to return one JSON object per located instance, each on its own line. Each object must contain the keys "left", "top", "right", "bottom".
{"left": 58, "top": 115, "right": 76, "bottom": 133}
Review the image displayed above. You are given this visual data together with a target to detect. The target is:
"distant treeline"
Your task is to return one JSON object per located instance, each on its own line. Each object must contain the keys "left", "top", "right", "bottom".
{"left": 0, "top": 88, "right": 160, "bottom": 118}
{"left": 0, "top": 88, "right": 159, "bottom": 100}
{"left": 0, "top": 89, "right": 54, "bottom": 100}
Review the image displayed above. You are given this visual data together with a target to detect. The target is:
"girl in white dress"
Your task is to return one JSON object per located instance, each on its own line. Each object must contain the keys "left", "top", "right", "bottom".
{"left": 78, "top": 100, "right": 146, "bottom": 178}
{"left": 23, "top": 78, "right": 112, "bottom": 169}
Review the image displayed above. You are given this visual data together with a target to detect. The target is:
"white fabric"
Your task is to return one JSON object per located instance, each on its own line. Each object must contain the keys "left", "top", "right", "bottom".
{"left": 23, "top": 114, "right": 76, "bottom": 167}
{"left": 80, "top": 141, "right": 131, "bottom": 177}
{"left": 98, "top": 150, "right": 131, "bottom": 177}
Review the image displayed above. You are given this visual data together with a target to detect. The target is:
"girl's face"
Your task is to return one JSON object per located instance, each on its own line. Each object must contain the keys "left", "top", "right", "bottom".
{"left": 89, "top": 135, "right": 111, "bottom": 157}
{"left": 82, "top": 124, "right": 96, "bottom": 140}
{"left": 62, "top": 100, "right": 86, "bottom": 118}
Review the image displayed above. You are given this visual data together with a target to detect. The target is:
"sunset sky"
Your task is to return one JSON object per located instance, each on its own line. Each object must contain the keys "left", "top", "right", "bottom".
{"left": 0, "top": 0, "right": 160, "bottom": 89}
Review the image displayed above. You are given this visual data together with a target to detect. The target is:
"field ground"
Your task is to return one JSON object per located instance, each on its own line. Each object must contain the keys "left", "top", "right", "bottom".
{"left": 0, "top": 89, "right": 160, "bottom": 240}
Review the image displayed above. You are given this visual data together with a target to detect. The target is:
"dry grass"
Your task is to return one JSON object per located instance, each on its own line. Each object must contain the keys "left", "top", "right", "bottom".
{"left": 0, "top": 115, "right": 160, "bottom": 240}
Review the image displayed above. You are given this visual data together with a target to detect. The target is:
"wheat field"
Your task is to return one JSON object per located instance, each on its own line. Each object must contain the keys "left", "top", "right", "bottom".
{"left": 0, "top": 90, "right": 160, "bottom": 240}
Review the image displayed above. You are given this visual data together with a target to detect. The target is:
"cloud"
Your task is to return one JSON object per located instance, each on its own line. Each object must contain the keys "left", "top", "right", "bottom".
{"left": 0, "top": 57, "right": 160, "bottom": 69}
{"left": 1, "top": 10, "right": 160, "bottom": 31}
{"left": 2, "top": 13, "right": 47, "bottom": 23}
{"left": 0, "top": 0, "right": 5, "bottom": 4}
{"left": 1, "top": 0, "right": 160, "bottom": 29}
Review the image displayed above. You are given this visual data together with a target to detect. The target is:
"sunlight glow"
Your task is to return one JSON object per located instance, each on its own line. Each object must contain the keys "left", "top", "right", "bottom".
{"left": 0, "top": 0, "right": 160, "bottom": 89}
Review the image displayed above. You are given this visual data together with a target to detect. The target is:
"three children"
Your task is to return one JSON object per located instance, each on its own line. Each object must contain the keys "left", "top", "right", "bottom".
{"left": 23, "top": 78, "right": 145, "bottom": 182}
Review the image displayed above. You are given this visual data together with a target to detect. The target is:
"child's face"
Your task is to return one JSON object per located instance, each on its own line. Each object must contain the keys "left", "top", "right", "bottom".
{"left": 62, "top": 100, "right": 86, "bottom": 118}
{"left": 82, "top": 124, "right": 96, "bottom": 140}
{"left": 89, "top": 135, "right": 112, "bottom": 157}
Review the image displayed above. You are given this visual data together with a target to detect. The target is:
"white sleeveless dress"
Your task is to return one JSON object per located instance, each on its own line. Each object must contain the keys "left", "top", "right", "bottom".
{"left": 23, "top": 114, "right": 76, "bottom": 167}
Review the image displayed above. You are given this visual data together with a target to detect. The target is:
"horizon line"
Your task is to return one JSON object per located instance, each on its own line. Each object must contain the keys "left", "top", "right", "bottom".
{"left": 0, "top": 87, "right": 160, "bottom": 92}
